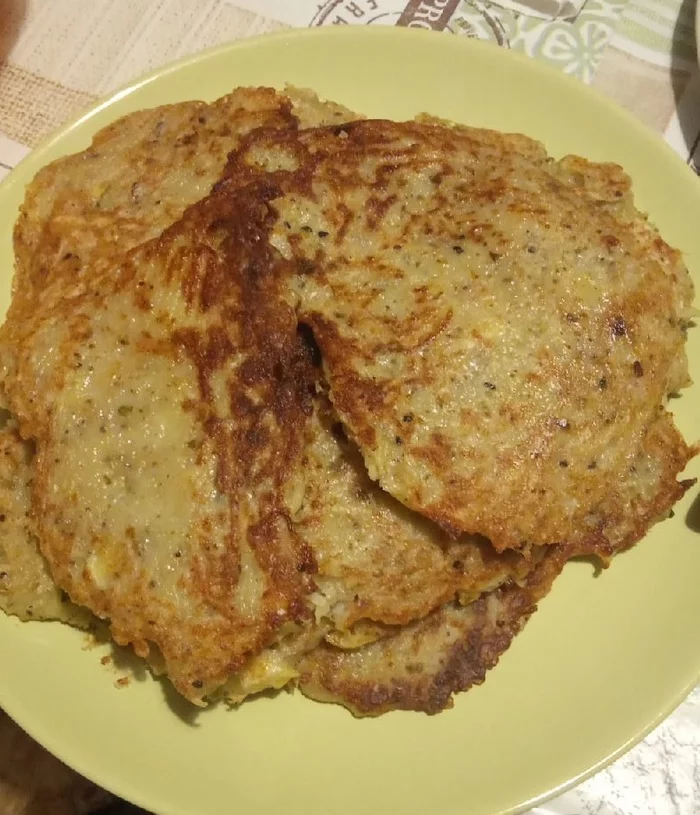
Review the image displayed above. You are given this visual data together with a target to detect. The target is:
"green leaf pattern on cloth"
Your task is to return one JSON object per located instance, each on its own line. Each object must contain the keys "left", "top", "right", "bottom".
{"left": 448, "top": 0, "right": 678, "bottom": 82}
{"left": 533, "top": 19, "right": 610, "bottom": 80}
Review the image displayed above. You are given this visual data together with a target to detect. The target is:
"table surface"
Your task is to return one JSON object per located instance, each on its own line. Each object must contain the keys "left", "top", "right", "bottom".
{"left": 0, "top": 2, "right": 698, "bottom": 814}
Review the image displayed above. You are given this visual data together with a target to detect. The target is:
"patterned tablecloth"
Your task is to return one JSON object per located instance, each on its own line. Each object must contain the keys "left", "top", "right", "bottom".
{"left": 0, "top": 1, "right": 698, "bottom": 814}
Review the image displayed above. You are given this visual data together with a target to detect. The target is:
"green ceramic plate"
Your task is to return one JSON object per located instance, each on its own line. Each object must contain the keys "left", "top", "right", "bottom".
{"left": 0, "top": 26, "right": 698, "bottom": 815}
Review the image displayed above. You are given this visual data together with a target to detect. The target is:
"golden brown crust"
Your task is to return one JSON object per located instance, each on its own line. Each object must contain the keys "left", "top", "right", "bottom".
{"left": 222, "top": 118, "right": 696, "bottom": 555}
{"left": 296, "top": 396, "right": 533, "bottom": 632}
{"left": 298, "top": 547, "right": 568, "bottom": 716}
{"left": 1, "top": 87, "right": 357, "bottom": 391}
{"left": 3, "top": 183, "right": 317, "bottom": 704}
{"left": 0, "top": 88, "right": 361, "bottom": 702}
{"left": 10, "top": 89, "right": 293, "bottom": 317}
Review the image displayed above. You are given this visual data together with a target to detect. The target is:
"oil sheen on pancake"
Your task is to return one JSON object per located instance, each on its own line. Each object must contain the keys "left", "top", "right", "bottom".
{"left": 196, "top": 387, "right": 533, "bottom": 701}
{"left": 298, "top": 545, "right": 568, "bottom": 716}
{"left": 225, "top": 119, "right": 696, "bottom": 555}
{"left": 297, "top": 396, "right": 531, "bottom": 645}
{"left": 0, "top": 86, "right": 355, "bottom": 630}
{"left": 225, "top": 389, "right": 534, "bottom": 698}
{"left": 1, "top": 181, "right": 317, "bottom": 705}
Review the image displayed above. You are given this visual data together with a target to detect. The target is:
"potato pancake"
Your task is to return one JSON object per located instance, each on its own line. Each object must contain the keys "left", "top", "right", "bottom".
{"left": 224, "top": 119, "right": 696, "bottom": 555}
{"left": 2, "top": 182, "right": 316, "bottom": 705}
{"left": 0, "top": 86, "right": 354, "bottom": 630}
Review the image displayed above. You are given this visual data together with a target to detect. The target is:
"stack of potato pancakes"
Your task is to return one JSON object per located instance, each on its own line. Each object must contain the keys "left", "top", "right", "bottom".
{"left": 0, "top": 87, "right": 695, "bottom": 715}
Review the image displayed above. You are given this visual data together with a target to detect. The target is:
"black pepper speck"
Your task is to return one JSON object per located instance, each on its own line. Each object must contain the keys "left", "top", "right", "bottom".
{"left": 611, "top": 316, "right": 627, "bottom": 336}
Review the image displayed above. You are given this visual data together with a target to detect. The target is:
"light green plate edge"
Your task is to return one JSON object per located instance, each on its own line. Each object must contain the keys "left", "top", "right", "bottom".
{"left": 0, "top": 26, "right": 698, "bottom": 815}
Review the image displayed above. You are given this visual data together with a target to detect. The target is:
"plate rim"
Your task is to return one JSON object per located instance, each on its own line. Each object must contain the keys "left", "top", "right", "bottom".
{"left": 3, "top": 25, "right": 698, "bottom": 192}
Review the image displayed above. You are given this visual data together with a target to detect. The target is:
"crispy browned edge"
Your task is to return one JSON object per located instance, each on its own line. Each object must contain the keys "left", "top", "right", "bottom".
{"left": 298, "top": 547, "right": 569, "bottom": 716}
